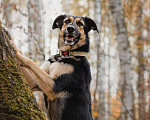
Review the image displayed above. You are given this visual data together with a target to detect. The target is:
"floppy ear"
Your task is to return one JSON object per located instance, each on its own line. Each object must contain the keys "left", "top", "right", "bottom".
{"left": 85, "top": 17, "right": 99, "bottom": 33}
{"left": 52, "top": 15, "right": 66, "bottom": 29}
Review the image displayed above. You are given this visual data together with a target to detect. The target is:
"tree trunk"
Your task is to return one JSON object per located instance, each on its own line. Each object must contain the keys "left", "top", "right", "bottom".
{"left": 34, "top": 0, "right": 45, "bottom": 65}
{"left": 148, "top": 19, "right": 150, "bottom": 120}
{"left": 3, "top": 0, "right": 12, "bottom": 29}
{"left": 134, "top": 0, "right": 146, "bottom": 119}
{"left": 109, "top": 0, "right": 134, "bottom": 120}
{"left": 28, "top": 0, "right": 45, "bottom": 66}
{"left": 0, "top": 22, "right": 45, "bottom": 120}
{"left": 28, "top": 0, "right": 35, "bottom": 61}
{"left": 94, "top": 0, "right": 106, "bottom": 120}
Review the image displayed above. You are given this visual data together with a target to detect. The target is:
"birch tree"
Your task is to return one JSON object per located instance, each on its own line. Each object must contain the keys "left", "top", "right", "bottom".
{"left": 34, "top": 0, "right": 45, "bottom": 65}
{"left": 3, "top": 0, "right": 12, "bottom": 29}
{"left": 28, "top": 0, "right": 44, "bottom": 65}
{"left": 109, "top": 0, "right": 134, "bottom": 120}
{"left": 134, "top": 0, "right": 146, "bottom": 119}
{"left": 94, "top": 0, "right": 106, "bottom": 120}
{"left": 28, "top": 0, "right": 35, "bottom": 60}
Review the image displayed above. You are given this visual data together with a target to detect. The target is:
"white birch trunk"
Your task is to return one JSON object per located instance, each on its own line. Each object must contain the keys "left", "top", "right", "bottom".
{"left": 34, "top": 0, "right": 45, "bottom": 65}
{"left": 28, "top": 0, "right": 44, "bottom": 65}
{"left": 135, "top": 1, "right": 146, "bottom": 119}
{"left": 94, "top": 0, "right": 106, "bottom": 119}
{"left": 109, "top": 0, "right": 133, "bottom": 120}
{"left": 3, "top": 0, "right": 12, "bottom": 29}
{"left": 28, "top": 0, "right": 35, "bottom": 60}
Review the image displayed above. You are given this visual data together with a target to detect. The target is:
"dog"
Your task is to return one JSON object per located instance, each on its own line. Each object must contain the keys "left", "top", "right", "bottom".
{"left": 9, "top": 15, "right": 98, "bottom": 120}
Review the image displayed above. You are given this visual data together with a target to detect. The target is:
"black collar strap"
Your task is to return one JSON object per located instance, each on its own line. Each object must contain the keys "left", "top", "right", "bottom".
{"left": 59, "top": 50, "right": 87, "bottom": 56}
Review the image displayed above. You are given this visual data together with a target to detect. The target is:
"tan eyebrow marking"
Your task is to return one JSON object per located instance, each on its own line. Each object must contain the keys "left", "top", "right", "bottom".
{"left": 75, "top": 18, "right": 84, "bottom": 25}
{"left": 64, "top": 17, "right": 74, "bottom": 23}
{"left": 70, "top": 17, "right": 74, "bottom": 22}
{"left": 64, "top": 17, "right": 70, "bottom": 22}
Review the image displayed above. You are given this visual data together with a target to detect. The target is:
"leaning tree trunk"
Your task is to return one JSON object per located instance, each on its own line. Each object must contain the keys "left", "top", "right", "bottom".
{"left": 0, "top": 22, "right": 45, "bottom": 120}
{"left": 109, "top": 0, "right": 134, "bottom": 120}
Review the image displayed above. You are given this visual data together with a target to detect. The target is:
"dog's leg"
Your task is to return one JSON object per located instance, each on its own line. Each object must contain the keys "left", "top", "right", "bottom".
{"left": 10, "top": 40, "right": 58, "bottom": 100}
{"left": 20, "top": 67, "right": 41, "bottom": 91}
{"left": 3, "top": 26, "right": 58, "bottom": 100}
{"left": 21, "top": 61, "right": 50, "bottom": 91}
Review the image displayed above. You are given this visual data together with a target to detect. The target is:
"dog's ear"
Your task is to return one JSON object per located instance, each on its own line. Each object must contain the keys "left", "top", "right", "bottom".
{"left": 52, "top": 15, "right": 66, "bottom": 29}
{"left": 85, "top": 17, "right": 99, "bottom": 33}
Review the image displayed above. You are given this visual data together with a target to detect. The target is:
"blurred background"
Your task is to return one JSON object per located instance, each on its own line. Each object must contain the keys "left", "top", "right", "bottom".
{"left": 0, "top": 0, "right": 150, "bottom": 120}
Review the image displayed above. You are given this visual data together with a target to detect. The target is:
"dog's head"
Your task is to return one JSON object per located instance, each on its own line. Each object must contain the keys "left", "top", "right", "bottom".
{"left": 52, "top": 15, "right": 98, "bottom": 52}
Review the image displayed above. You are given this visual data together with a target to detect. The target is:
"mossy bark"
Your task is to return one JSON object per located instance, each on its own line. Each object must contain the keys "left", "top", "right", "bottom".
{"left": 0, "top": 22, "right": 45, "bottom": 120}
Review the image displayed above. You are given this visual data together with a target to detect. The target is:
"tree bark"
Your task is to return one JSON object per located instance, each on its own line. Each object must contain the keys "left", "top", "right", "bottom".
{"left": 94, "top": 0, "right": 106, "bottom": 120}
{"left": 109, "top": 0, "right": 134, "bottom": 120}
{"left": 34, "top": 0, "right": 45, "bottom": 65}
{"left": 3, "top": 0, "right": 12, "bottom": 29}
{"left": 28, "top": 0, "right": 35, "bottom": 61}
{"left": 28, "top": 0, "right": 45, "bottom": 66}
{"left": 134, "top": 0, "right": 146, "bottom": 119}
{"left": 0, "top": 22, "right": 45, "bottom": 120}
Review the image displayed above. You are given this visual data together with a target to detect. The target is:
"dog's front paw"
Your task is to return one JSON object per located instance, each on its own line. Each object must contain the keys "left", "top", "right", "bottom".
{"left": 9, "top": 40, "right": 22, "bottom": 55}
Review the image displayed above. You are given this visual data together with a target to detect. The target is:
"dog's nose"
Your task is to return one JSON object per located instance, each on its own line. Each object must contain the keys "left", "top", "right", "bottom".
{"left": 67, "top": 25, "right": 75, "bottom": 33}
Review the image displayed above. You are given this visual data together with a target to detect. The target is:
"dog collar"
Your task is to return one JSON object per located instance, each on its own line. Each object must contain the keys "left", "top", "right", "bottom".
{"left": 59, "top": 50, "right": 87, "bottom": 56}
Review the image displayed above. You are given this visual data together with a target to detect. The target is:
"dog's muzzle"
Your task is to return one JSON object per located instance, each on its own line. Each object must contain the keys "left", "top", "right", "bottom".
{"left": 64, "top": 25, "right": 80, "bottom": 46}
{"left": 67, "top": 25, "right": 75, "bottom": 33}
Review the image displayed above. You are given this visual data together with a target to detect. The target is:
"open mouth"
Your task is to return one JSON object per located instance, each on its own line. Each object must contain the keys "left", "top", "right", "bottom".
{"left": 66, "top": 35, "right": 76, "bottom": 41}
{"left": 64, "top": 34, "right": 77, "bottom": 46}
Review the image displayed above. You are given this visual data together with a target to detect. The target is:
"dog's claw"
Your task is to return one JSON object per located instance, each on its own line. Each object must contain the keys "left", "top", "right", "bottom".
{"left": 9, "top": 40, "right": 23, "bottom": 55}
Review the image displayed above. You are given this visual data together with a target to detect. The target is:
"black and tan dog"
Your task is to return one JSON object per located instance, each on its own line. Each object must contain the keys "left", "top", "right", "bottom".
{"left": 9, "top": 15, "right": 98, "bottom": 120}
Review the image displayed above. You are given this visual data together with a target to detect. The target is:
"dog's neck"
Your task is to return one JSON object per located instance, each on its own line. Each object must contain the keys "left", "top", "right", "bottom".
{"left": 59, "top": 50, "right": 87, "bottom": 56}
{"left": 59, "top": 35, "right": 90, "bottom": 57}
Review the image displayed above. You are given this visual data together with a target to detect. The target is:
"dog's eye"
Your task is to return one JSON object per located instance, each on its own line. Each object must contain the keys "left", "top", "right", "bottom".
{"left": 64, "top": 20, "right": 70, "bottom": 24}
{"left": 77, "top": 21, "right": 84, "bottom": 26}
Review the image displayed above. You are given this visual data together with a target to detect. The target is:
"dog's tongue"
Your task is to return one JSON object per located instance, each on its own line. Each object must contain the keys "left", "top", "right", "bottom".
{"left": 67, "top": 36, "right": 75, "bottom": 41}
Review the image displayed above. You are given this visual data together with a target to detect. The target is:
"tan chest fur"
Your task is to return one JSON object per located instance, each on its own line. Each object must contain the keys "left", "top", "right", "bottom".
{"left": 49, "top": 62, "right": 74, "bottom": 79}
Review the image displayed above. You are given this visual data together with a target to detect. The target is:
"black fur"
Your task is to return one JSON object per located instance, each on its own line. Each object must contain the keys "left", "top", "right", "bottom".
{"left": 43, "top": 15, "right": 98, "bottom": 120}
{"left": 46, "top": 55, "right": 92, "bottom": 120}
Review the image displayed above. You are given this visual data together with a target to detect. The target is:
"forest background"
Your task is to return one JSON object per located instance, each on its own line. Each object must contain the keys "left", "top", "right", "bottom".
{"left": 0, "top": 0, "right": 150, "bottom": 120}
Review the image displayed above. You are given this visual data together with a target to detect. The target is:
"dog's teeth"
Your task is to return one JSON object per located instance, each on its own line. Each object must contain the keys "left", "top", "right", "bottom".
{"left": 65, "top": 41, "right": 68, "bottom": 44}
{"left": 65, "top": 40, "right": 74, "bottom": 45}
